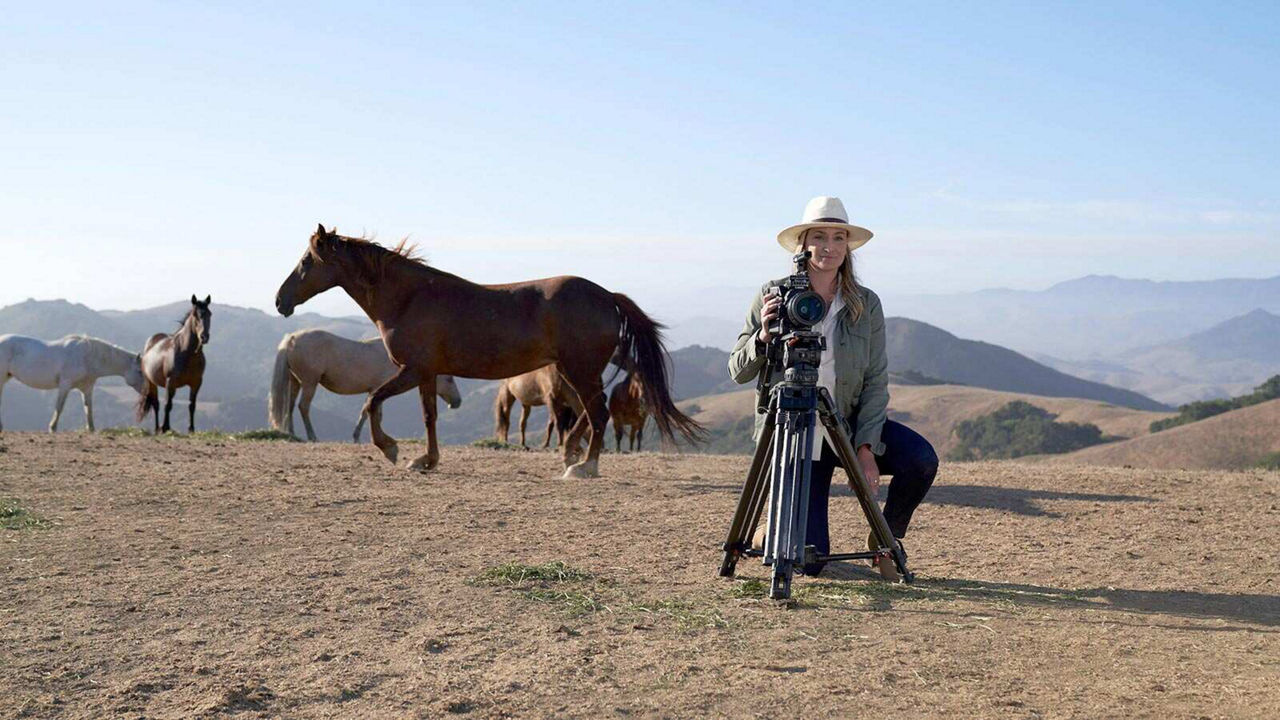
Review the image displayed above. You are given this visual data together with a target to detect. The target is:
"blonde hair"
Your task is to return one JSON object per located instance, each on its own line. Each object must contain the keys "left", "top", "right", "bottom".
{"left": 796, "top": 230, "right": 864, "bottom": 322}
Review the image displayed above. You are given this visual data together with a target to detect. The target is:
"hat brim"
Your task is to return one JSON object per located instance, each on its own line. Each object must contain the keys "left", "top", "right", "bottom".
{"left": 777, "top": 222, "right": 873, "bottom": 252}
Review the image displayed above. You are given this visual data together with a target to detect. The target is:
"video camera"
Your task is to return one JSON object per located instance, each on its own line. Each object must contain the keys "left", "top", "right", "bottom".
{"left": 759, "top": 250, "right": 828, "bottom": 406}
{"left": 766, "top": 250, "right": 828, "bottom": 339}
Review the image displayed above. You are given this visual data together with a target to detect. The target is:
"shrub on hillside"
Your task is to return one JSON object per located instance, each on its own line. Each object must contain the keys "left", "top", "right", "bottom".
{"left": 1255, "top": 452, "right": 1280, "bottom": 471}
{"left": 948, "top": 401, "right": 1106, "bottom": 461}
{"left": 1151, "top": 374, "right": 1280, "bottom": 433}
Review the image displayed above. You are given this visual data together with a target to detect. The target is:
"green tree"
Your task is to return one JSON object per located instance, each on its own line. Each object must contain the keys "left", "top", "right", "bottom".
{"left": 949, "top": 401, "right": 1105, "bottom": 461}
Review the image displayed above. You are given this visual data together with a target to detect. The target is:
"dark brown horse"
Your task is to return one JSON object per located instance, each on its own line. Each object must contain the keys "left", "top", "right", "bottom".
{"left": 608, "top": 373, "right": 648, "bottom": 452}
{"left": 275, "top": 225, "right": 702, "bottom": 477}
{"left": 136, "top": 295, "right": 212, "bottom": 434}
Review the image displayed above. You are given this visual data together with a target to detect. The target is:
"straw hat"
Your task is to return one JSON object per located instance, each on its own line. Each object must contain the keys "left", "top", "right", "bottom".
{"left": 776, "top": 196, "right": 873, "bottom": 252}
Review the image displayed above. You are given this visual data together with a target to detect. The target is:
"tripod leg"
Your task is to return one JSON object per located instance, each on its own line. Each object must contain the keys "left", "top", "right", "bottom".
{"left": 768, "top": 406, "right": 816, "bottom": 600}
{"left": 719, "top": 402, "right": 778, "bottom": 577}
{"left": 816, "top": 389, "right": 914, "bottom": 583}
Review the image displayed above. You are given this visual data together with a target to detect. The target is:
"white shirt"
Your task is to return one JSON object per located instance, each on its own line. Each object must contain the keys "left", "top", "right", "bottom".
{"left": 814, "top": 293, "right": 844, "bottom": 460}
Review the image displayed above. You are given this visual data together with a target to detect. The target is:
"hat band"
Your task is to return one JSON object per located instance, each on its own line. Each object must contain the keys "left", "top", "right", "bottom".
{"left": 812, "top": 217, "right": 847, "bottom": 223}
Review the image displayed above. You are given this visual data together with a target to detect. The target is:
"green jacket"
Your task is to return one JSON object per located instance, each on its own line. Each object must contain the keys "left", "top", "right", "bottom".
{"left": 727, "top": 279, "right": 889, "bottom": 455}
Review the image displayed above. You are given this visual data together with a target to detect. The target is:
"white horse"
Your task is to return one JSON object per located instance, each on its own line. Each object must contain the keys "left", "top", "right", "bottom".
{"left": 268, "top": 329, "right": 462, "bottom": 442}
{"left": 0, "top": 334, "right": 145, "bottom": 432}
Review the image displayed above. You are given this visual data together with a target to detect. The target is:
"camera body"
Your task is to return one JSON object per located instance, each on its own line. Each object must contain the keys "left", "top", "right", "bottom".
{"left": 766, "top": 250, "right": 828, "bottom": 340}
{"left": 757, "top": 251, "right": 830, "bottom": 413}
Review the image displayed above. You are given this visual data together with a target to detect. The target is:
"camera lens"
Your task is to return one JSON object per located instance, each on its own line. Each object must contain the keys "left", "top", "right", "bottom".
{"left": 785, "top": 290, "right": 827, "bottom": 327}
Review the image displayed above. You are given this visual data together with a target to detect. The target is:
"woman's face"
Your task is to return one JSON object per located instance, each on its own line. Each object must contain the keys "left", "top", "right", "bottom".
{"left": 802, "top": 227, "right": 850, "bottom": 273}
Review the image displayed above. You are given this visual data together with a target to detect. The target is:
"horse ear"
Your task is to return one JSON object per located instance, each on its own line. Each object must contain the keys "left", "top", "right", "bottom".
{"left": 191, "top": 294, "right": 198, "bottom": 305}
{"left": 204, "top": 295, "right": 211, "bottom": 305}
{"left": 316, "top": 223, "right": 327, "bottom": 236}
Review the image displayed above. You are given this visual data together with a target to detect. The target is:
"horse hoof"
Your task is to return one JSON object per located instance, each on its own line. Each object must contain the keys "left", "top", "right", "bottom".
{"left": 381, "top": 442, "right": 399, "bottom": 464}
{"left": 406, "top": 454, "right": 438, "bottom": 472}
{"left": 562, "top": 460, "right": 599, "bottom": 479}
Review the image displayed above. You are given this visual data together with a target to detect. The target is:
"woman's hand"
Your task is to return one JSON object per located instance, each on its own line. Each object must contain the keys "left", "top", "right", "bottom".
{"left": 757, "top": 292, "right": 782, "bottom": 344}
{"left": 856, "top": 445, "right": 880, "bottom": 495}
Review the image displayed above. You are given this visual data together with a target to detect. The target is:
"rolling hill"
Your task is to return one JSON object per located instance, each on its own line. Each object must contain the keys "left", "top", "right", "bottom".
{"left": 675, "top": 384, "right": 1171, "bottom": 456}
{"left": 1038, "top": 398, "right": 1280, "bottom": 470}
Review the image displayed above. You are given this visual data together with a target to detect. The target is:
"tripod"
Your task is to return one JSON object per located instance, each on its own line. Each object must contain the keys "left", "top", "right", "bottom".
{"left": 719, "top": 334, "right": 914, "bottom": 600}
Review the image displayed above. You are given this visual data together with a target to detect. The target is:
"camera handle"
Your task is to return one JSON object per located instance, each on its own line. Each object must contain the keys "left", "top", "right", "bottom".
{"left": 719, "top": 385, "right": 913, "bottom": 599}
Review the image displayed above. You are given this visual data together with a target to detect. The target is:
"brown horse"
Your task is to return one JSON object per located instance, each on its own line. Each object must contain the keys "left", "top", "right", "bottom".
{"left": 494, "top": 364, "right": 584, "bottom": 448}
{"left": 275, "top": 225, "right": 702, "bottom": 477}
{"left": 608, "top": 373, "right": 648, "bottom": 452}
{"left": 136, "top": 295, "right": 211, "bottom": 434}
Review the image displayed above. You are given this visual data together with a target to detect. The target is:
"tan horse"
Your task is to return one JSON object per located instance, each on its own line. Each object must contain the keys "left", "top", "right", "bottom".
{"left": 268, "top": 329, "right": 462, "bottom": 442}
{"left": 494, "top": 364, "right": 584, "bottom": 448}
{"left": 608, "top": 373, "right": 648, "bottom": 452}
{"left": 137, "top": 295, "right": 211, "bottom": 434}
{"left": 275, "top": 225, "right": 702, "bottom": 478}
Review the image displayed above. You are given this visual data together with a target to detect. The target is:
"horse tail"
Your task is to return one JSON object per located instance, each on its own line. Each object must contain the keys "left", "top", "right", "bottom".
{"left": 612, "top": 293, "right": 705, "bottom": 446}
{"left": 268, "top": 336, "right": 294, "bottom": 431}
{"left": 493, "top": 383, "right": 513, "bottom": 440}
{"left": 135, "top": 379, "right": 157, "bottom": 423}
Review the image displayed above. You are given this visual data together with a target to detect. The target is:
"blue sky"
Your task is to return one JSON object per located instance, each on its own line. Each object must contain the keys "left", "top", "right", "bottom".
{"left": 1, "top": 1, "right": 1276, "bottom": 323}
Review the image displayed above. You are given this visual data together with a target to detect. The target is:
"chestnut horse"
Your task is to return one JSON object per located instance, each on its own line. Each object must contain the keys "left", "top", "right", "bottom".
{"left": 275, "top": 225, "right": 702, "bottom": 477}
{"left": 608, "top": 373, "right": 648, "bottom": 452}
{"left": 494, "top": 364, "right": 584, "bottom": 449}
{"left": 137, "top": 295, "right": 211, "bottom": 434}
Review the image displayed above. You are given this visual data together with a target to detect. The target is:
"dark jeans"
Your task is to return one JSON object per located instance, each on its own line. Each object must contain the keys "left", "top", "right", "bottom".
{"left": 803, "top": 419, "right": 938, "bottom": 574}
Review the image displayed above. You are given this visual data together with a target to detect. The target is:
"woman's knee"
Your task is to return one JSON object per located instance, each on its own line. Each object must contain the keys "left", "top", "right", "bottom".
{"left": 913, "top": 441, "right": 939, "bottom": 482}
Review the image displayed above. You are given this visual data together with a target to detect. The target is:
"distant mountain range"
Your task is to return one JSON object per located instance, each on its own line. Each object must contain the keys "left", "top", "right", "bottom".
{"left": 0, "top": 295, "right": 1192, "bottom": 440}
{"left": 665, "top": 274, "right": 1280, "bottom": 405}
{"left": 1033, "top": 308, "right": 1280, "bottom": 404}
{"left": 884, "top": 318, "right": 1167, "bottom": 411}
{"left": 887, "top": 274, "right": 1280, "bottom": 361}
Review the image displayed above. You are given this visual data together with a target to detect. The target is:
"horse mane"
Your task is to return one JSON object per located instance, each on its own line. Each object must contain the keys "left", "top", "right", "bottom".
{"left": 80, "top": 336, "right": 136, "bottom": 365}
{"left": 323, "top": 233, "right": 445, "bottom": 288}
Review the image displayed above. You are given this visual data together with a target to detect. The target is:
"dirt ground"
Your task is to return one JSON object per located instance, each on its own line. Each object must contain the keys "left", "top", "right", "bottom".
{"left": 2, "top": 433, "right": 1277, "bottom": 719}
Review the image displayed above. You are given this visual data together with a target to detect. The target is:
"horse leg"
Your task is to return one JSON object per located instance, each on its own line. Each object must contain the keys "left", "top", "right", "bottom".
{"left": 81, "top": 382, "right": 95, "bottom": 432}
{"left": 407, "top": 379, "right": 441, "bottom": 471}
{"left": 297, "top": 383, "right": 317, "bottom": 442}
{"left": 162, "top": 382, "right": 175, "bottom": 433}
{"left": 363, "top": 365, "right": 421, "bottom": 465}
{"left": 543, "top": 399, "right": 562, "bottom": 449}
{"left": 561, "top": 376, "right": 608, "bottom": 479}
{"left": 614, "top": 420, "right": 623, "bottom": 452}
{"left": 635, "top": 424, "right": 643, "bottom": 452}
{"left": 353, "top": 401, "right": 368, "bottom": 444}
{"left": 287, "top": 375, "right": 301, "bottom": 437}
{"left": 0, "top": 376, "right": 6, "bottom": 432}
{"left": 518, "top": 405, "right": 531, "bottom": 448}
{"left": 188, "top": 382, "right": 201, "bottom": 433}
{"left": 49, "top": 382, "right": 71, "bottom": 433}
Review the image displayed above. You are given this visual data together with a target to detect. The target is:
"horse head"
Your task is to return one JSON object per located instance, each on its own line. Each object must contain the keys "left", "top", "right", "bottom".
{"left": 276, "top": 224, "right": 345, "bottom": 317}
{"left": 438, "top": 375, "right": 463, "bottom": 410}
{"left": 125, "top": 354, "right": 145, "bottom": 393}
{"left": 190, "top": 294, "right": 212, "bottom": 345}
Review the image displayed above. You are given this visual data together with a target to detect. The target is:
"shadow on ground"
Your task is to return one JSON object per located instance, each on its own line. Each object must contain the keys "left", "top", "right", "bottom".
{"left": 679, "top": 480, "right": 1157, "bottom": 518}
{"left": 808, "top": 565, "right": 1278, "bottom": 627}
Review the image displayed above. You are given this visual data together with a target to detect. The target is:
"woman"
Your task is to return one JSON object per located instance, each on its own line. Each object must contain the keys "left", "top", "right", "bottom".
{"left": 728, "top": 196, "right": 938, "bottom": 579}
